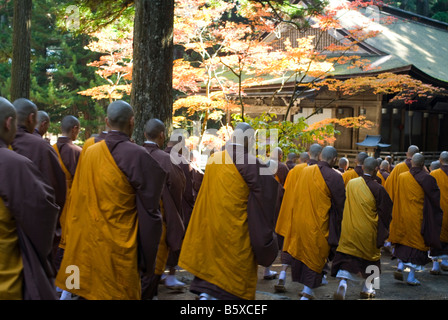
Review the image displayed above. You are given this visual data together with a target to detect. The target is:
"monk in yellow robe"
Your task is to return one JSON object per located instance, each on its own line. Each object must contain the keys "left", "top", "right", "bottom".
{"left": 384, "top": 145, "right": 419, "bottom": 201}
{"left": 282, "top": 146, "right": 346, "bottom": 300}
{"left": 342, "top": 152, "right": 368, "bottom": 187}
{"left": 429, "top": 151, "right": 448, "bottom": 274}
{"left": 55, "top": 101, "right": 167, "bottom": 300}
{"left": 274, "top": 144, "right": 321, "bottom": 293}
{"left": 0, "top": 97, "right": 60, "bottom": 300}
{"left": 331, "top": 157, "right": 393, "bottom": 300}
{"left": 178, "top": 123, "right": 279, "bottom": 300}
{"left": 390, "top": 153, "right": 443, "bottom": 285}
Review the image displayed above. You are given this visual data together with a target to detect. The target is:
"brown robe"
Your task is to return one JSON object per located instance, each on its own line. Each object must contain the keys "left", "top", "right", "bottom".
{"left": 0, "top": 139, "right": 60, "bottom": 299}
{"left": 165, "top": 146, "right": 203, "bottom": 230}
{"left": 290, "top": 161, "right": 345, "bottom": 289}
{"left": 11, "top": 126, "right": 67, "bottom": 266}
{"left": 331, "top": 174, "right": 393, "bottom": 278}
{"left": 188, "top": 143, "right": 279, "bottom": 300}
{"left": 54, "top": 137, "right": 82, "bottom": 177}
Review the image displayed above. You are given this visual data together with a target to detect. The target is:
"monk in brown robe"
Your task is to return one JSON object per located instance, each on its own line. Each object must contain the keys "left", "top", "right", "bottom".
{"left": 271, "top": 147, "right": 289, "bottom": 187}
{"left": 390, "top": 153, "right": 443, "bottom": 285}
{"left": 33, "top": 110, "right": 50, "bottom": 138}
{"left": 165, "top": 137, "right": 203, "bottom": 230}
{"left": 0, "top": 97, "right": 60, "bottom": 300}
{"left": 11, "top": 98, "right": 66, "bottom": 268}
{"left": 379, "top": 160, "right": 390, "bottom": 182}
{"left": 55, "top": 100, "right": 166, "bottom": 300}
{"left": 342, "top": 152, "right": 369, "bottom": 186}
{"left": 141, "top": 119, "right": 186, "bottom": 299}
{"left": 178, "top": 122, "right": 279, "bottom": 300}
{"left": 281, "top": 146, "right": 345, "bottom": 300}
{"left": 429, "top": 151, "right": 448, "bottom": 274}
{"left": 274, "top": 144, "right": 322, "bottom": 293}
{"left": 331, "top": 157, "right": 393, "bottom": 300}
{"left": 52, "top": 115, "right": 82, "bottom": 300}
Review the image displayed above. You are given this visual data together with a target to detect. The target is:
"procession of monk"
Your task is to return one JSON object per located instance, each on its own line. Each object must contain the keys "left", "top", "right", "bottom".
{"left": 0, "top": 96, "right": 447, "bottom": 301}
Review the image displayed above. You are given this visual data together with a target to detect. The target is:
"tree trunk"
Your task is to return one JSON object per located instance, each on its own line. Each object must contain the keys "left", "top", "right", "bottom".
{"left": 131, "top": 0, "right": 174, "bottom": 145}
{"left": 10, "top": 0, "right": 32, "bottom": 102}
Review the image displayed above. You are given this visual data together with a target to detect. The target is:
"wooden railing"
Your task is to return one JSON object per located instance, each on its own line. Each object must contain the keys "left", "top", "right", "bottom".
{"left": 337, "top": 149, "right": 442, "bottom": 167}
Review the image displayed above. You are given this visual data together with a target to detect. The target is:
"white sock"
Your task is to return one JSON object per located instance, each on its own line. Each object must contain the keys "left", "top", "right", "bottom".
{"left": 441, "top": 259, "right": 448, "bottom": 267}
{"left": 279, "top": 270, "right": 286, "bottom": 281}
{"left": 165, "top": 275, "right": 185, "bottom": 287}
{"left": 199, "top": 293, "right": 217, "bottom": 300}
{"left": 407, "top": 267, "right": 416, "bottom": 282}
{"left": 433, "top": 260, "right": 440, "bottom": 271}
{"left": 301, "top": 286, "right": 314, "bottom": 300}
{"left": 60, "top": 290, "right": 72, "bottom": 300}
{"left": 362, "top": 280, "right": 374, "bottom": 293}
{"left": 397, "top": 260, "right": 404, "bottom": 272}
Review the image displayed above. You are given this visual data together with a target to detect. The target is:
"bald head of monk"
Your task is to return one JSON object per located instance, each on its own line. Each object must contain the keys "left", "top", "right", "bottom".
{"left": 36, "top": 110, "right": 50, "bottom": 136}
{"left": 338, "top": 157, "right": 348, "bottom": 170}
{"left": 309, "top": 143, "right": 323, "bottom": 161}
{"left": 411, "top": 153, "right": 425, "bottom": 168}
{"left": 299, "top": 152, "right": 310, "bottom": 164}
{"left": 106, "top": 100, "right": 134, "bottom": 137}
{"left": 144, "top": 118, "right": 166, "bottom": 148}
{"left": 271, "top": 147, "right": 283, "bottom": 162}
{"left": 407, "top": 145, "right": 420, "bottom": 159}
{"left": 380, "top": 160, "right": 390, "bottom": 171}
{"left": 356, "top": 152, "right": 369, "bottom": 165}
{"left": 0, "top": 97, "right": 17, "bottom": 145}
{"left": 231, "top": 122, "right": 255, "bottom": 149}
{"left": 363, "top": 157, "right": 379, "bottom": 176}
{"left": 13, "top": 98, "right": 38, "bottom": 133}
{"left": 61, "top": 115, "right": 81, "bottom": 141}
{"left": 439, "top": 151, "right": 448, "bottom": 165}
{"left": 320, "top": 146, "right": 338, "bottom": 167}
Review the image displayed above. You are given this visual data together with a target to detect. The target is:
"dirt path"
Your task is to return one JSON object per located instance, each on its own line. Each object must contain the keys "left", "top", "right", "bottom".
{"left": 157, "top": 250, "right": 448, "bottom": 301}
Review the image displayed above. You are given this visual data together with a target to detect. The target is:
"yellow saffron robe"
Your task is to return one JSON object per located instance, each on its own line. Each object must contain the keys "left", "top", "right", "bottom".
{"left": 178, "top": 150, "right": 257, "bottom": 300}
{"left": 431, "top": 168, "right": 448, "bottom": 243}
{"left": 337, "top": 177, "right": 381, "bottom": 261}
{"left": 342, "top": 168, "right": 360, "bottom": 187}
{"left": 55, "top": 141, "right": 140, "bottom": 300}
{"left": 0, "top": 199, "right": 23, "bottom": 300}
{"left": 275, "top": 162, "right": 307, "bottom": 238}
{"left": 384, "top": 161, "right": 410, "bottom": 202}
{"left": 282, "top": 165, "right": 333, "bottom": 273}
{"left": 389, "top": 171, "right": 428, "bottom": 252}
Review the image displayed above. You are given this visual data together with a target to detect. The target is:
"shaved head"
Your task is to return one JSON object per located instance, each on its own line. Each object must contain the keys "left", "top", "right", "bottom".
{"left": 309, "top": 143, "right": 323, "bottom": 160}
{"left": 0, "top": 97, "right": 17, "bottom": 144}
{"left": 380, "top": 160, "right": 389, "bottom": 170}
{"left": 439, "top": 151, "right": 448, "bottom": 165}
{"left": 106, "top": 100, "right": 134, "bottom": 135}
{"left": 411, "top": 153, "right": 425, "bottom": 168}
{"left": 320, "top": 146, "right": 338, "bottom": 165}
{"left": 407, "top": 145, "right": 420, "bottom": 158}
{"left": 430, "top": 160, "right": 441, "bottom": 171}
{"left": 339, "top": 157, "right": 348, "bottom": 167}
{"left": 363, "top": 157, "right": 378, "bottom": 176}
{"left": 356, "top": 152, "right": 369, "bottom": 165}
{"left": 13, "top": 98, "right": 38, "bottom": 132}
{"left": 299, "top": 152, "right": 310, "bottom": 163}
{"left": 37, "top": 110, "right": 50, "bottom": 124}
{"left": 231, "top": 122, "right": 255, "bottom": 148}
{"left": 144, "top": 118, "right": 165, "bottom": 140}
{"left": 61, "top": 115, "right": 80, "bottom": 134}
{"left": 271, "top": 147, "right": 283, "bottom": 161}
